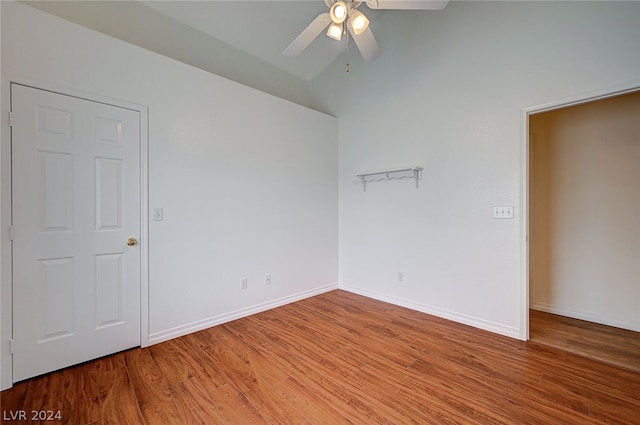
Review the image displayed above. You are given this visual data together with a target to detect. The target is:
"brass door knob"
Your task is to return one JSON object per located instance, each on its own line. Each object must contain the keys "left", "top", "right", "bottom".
{"left": 127, "top": 237, "right": 138, "bottom": 246}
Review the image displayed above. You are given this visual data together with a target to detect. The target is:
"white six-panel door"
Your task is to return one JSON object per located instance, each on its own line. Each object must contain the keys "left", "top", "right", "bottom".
{"left": 11, "top": 84, "right": 141, "bottom": 381}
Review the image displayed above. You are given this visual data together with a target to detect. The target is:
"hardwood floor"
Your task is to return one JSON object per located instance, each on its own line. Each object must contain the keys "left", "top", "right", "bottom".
{"left": 3, "top": 290, "right": 640, "bottom": 424}
{"left": 530, "top": 309, "right": 640, "bottom": 373}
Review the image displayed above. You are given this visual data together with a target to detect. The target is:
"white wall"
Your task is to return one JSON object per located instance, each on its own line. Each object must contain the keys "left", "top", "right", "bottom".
{"left": 311, "top": 1, "right": 640, "bottom": 338}
{"left": 2, "top": 0, "right": 639, "bottom": 390}
{"left": 1, "top": 1, "right": 338, "bottom": 389}
{"left": 530, "top": 92, "right": 640, "bottom": 331}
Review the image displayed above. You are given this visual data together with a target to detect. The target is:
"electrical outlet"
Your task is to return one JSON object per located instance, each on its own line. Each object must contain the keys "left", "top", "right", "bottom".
{"left": 264, "top": 274, "right": 271, "bottom": 285}
{"left": 241, "top": 277, "right": 248, "bottom": 290}
{"left": 492, "top": 206, "right": 514, "bottom": 219}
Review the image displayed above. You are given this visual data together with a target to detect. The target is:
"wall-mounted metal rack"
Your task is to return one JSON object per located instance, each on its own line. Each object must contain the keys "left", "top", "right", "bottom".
{"left": 356, "top": 167, "right": 423, "bottom": 192}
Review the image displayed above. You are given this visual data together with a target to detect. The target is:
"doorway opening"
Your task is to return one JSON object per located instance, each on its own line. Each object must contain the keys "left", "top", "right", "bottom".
{"left": 525, "top": 89, "right": 640, "bottom": 372}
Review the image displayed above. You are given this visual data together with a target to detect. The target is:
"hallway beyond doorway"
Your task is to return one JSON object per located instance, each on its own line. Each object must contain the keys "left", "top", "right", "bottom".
{"left": 530, "top": 309, "right": 640, "bottom": 373}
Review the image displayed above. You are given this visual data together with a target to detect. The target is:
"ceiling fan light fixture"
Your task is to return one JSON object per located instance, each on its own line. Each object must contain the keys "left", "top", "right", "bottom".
{"left": 349, "top": 10, "right": 370, "bottom": 35}
{"left": 330, "top": 1, "right": 348, "bottom": 23}
{"left": 326, "top": 22, "right": 343, "bottom": 41}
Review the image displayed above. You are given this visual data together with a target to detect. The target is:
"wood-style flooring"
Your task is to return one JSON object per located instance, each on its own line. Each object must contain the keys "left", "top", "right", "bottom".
{"left": 2, "top": 290, "right": 640, "bottom": 424}
{"left": 530, "top": 309, "right": 640, "bottom": 373}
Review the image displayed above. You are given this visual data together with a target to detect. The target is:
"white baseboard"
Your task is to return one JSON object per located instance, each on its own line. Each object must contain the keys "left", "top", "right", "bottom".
{"left": 339, "top": 284, "right": 521, "bottom": 339}
{"left": 530, "top": 302, "right": 640, "bottom": 332}
{"left": 147, "top": 282, "right": 339, "bottom": 345}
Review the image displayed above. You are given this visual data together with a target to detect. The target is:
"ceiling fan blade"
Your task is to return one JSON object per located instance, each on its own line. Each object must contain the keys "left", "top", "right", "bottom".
{"left": 347, "top": 23, "right": 381, "bottom": 62}
{"left": 283, "top": 12, "right": 332, "bottom": 57}
{"left": 365, "top": 0, "right": 449, "bottom": 9}
{"left": 323, "top": 0, "right": 334, "bottom": 8}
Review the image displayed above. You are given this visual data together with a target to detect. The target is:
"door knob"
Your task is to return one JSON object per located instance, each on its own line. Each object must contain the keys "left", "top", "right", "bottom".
{"left": 127, "top": 237, "right": 138, "bottom": 246}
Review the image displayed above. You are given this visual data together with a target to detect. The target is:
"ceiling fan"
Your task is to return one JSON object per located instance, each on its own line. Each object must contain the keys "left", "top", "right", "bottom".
{"left": 283, "top": 0, "right": 449, "bottom": 63}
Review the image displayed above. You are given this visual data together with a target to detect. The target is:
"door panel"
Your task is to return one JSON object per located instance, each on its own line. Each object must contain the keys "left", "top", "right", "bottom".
{"left": 95, "top": 252, "right": 125, "bottom": 329}
{"left": 96, "top": 157, "right": 124, "bottom": 229}
{"left": 11, "top": 84, "right": 141, "bottom": 381}
{"left": 38, "top": 257, "right": 74, "bottom": 342}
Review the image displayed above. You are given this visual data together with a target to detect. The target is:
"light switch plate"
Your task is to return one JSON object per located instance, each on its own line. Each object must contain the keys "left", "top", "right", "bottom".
{"left": 153, "top": 208, "right": 164, "bottom": 221}
{"left": 493, "top": 206, "right": 514, "bottom": 219}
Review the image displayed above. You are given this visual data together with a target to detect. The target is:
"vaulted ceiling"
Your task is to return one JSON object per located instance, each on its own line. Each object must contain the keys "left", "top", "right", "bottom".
{"left": 21, "top": 1, "right": 406, "bottom": 109}
{"left": 139, "top": 0, "right": 385, "bottom": 82}
{"left": 22, "top": 0, "right": 388, "bottom": 97}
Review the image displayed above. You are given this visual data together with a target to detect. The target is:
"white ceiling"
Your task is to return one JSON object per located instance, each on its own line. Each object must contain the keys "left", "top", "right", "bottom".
{"left": 140, "top": 0, "right": 385, "bottom": 81}
{"left": 23, "top": 0, "right": 386, "bottom": 82}
{"left": 19, "top": 0, "right": 450, "bottom": 111}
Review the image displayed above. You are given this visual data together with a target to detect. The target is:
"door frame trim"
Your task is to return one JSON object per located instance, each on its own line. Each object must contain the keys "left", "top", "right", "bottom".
{"left": 519, "top": 80, "right": 640, "bottom": 341}
{"left": 1, "top": 76, "right": 150, "bottom": 389}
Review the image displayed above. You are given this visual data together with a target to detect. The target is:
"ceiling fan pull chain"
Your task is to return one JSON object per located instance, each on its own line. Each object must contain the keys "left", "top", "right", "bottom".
{"left": 346, "top": 25, "right": 350, "bottom": 73}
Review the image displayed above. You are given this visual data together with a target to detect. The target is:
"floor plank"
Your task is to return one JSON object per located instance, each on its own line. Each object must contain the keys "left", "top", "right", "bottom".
{"left": 2, "top": 290, "right": 640, "bottom": 425}
{"left": 209, "top": 383, "right": 268, "bottom": 425}
{"left": 530, "top": 309, "right": 640, "bottom": 373}
{"left": 55, "top": 364, "right": 101, "bottom": 425}
{"left": 98, "top": 364, "right": 145, "bottom": 425}
{"left": 0, "top": 380, "right": 29, "bottom": 415}
{"left": 170, "top": 377, "right": 229, "bottom": 425}
{"left": 124, "top": 348, "right": 185, "bottom": 425}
